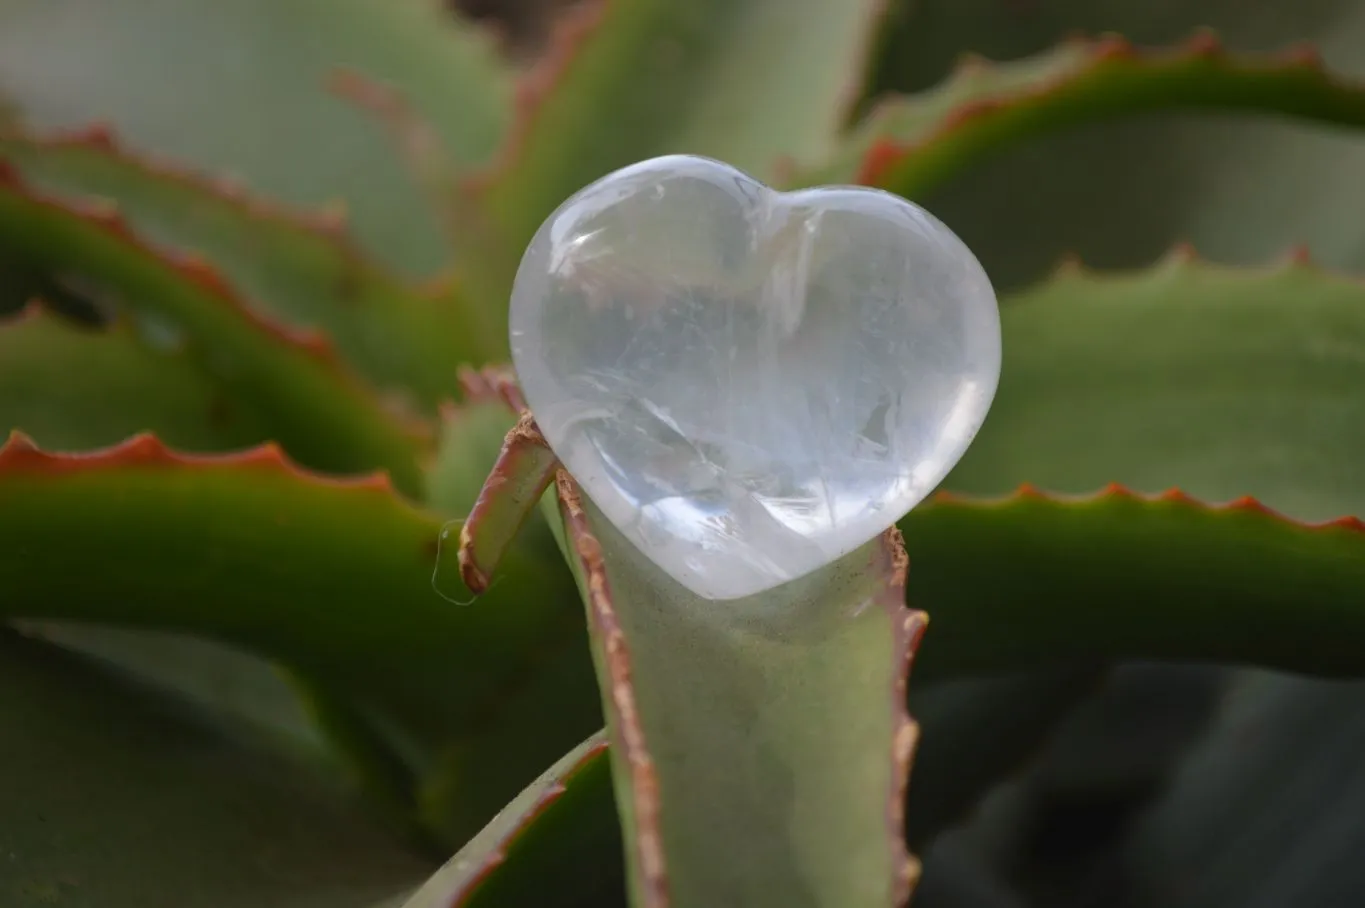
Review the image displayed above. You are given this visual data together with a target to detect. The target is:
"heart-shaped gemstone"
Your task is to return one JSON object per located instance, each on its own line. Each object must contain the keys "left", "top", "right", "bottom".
{"left": 509, "top": 155, "right": 1001, "bottom": 601}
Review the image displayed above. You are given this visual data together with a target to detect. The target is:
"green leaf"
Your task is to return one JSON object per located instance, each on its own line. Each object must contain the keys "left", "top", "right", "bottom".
{"left": 1119, "top": 672, "right": 1365, "bottom": 908}
{"left": 0, "top": 630, "right": 431, "bottom": 908}
{"left": 0, "top": 163, "right": 427, "bottom": 496}
{"left": 862, "top": 6, "right": 1365, "bottom": 290}
{"left": 468, "top": 0, "right": 893, "bottom": 315}
{"left": 387, "top": 672, "right": 1099, "bottom": 908}
{"left": 0, "top": 302, "right": 269, "bottom": 451}
{"left": 453, "top": 413, "right": 559, "bottom": 594}
{"left": 416, "top": 375, "right": 603, "bottom": 847}
{"left": 1, "top": 127, "right": 495, "bottom": 400}
{"left": 804, "top": 34, "right": 1365, "bottom": 203}
{"left": 0, "top": 433, "right": 598, "bottom": 848}
{"left": 424, "top": 364, "right": 534, "bottom": 519}
{"left": 0, "top": 0, "right": 513, "bottom": 276}
{"left": 900, "top": 487, "right": 1365, "bottom": 680}
{"left": 946, "top": 254, "right": 1365, "bottom": 519}
{"left": 14, "top": 622, "right": 329, "bottom": 754}
{"left": 401, "top": 731, "right": 625, "bottom": 908}
{"left": 553, "top": 473, "right": 924, "bottom": 908}
{"left": 903, "top": 669, "right": 1102, "bottom": 849}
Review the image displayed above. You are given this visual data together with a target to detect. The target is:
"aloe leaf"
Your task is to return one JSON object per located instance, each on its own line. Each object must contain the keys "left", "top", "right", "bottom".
{"left": 455, "top": 412, "right": 559, "bottom": 594}
{"left": 1, "top": 127, "right": 493, "bottom": 398}
{"left": 551, "top": 471, "right": 925, "bottom": 908}
{"left": 904, "top": 669, "right": 1102, "bottom": 849}
{"left": 0, "top": 163, "right": 427, "bottom": 495}
{"left": 426, "top": 478, "right": 1365, "bottom": 901}
{"left": 425, "top": 367, "right": 567, "bottom": 603}
{"left": 0, "top": 302, "right": 268, "bottom": 450}
{"left": 0, "top": 433, "right": 597, "bottom": 847}
{"left": 0, "top": 0, "right": 512, "bottom": 275}
{"left": 16, "top": 622, "right": 335, "bottom": 755}
{"left": 901, "top": 487, "right": 1365, "bottom": 680}
{"left": 864, "top": 7, "right": 1365, "bottom": 290}
{"left": 401, "top": 731, "right": 624, "bottom": 908}
{"left": 912, "top": 253, "right": 1365, "bottom": 672}
{"left": 803, "top": 34, "right": 1365, "bottom": 199}
{"left": 1119, "top": 672, "right": 1365, "bottom": 908}
{"left": 469, "top": 0, "right": 893, "bottom": 303}
{"left": 0, "top": 630, "right": 431, "bottom": 908}
{"left": 425, "top": 384, "right": 526, "bottom": 518}
{"left": 947, "top": 253, "right": 1365, "bottom": 518}
{"left": 394, "top": 671, "right": 1098, "bottom": 907}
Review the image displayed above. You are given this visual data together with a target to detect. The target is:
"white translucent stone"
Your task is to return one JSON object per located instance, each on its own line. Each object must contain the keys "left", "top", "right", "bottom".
{"left": 510, "top": 155, "right": 1001, "bottom": 601}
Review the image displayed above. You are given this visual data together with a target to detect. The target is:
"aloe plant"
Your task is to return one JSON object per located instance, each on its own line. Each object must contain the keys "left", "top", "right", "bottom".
{"left": 4, "top": 1, "right": 1365, "bottom": 906}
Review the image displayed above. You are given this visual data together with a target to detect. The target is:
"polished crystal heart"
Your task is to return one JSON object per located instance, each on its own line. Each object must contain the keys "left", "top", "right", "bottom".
{"left": 509, "top": 155, "right": 1001, "bottom": 601}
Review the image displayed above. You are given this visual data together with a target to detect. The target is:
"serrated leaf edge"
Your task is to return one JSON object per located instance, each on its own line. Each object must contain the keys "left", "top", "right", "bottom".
{"left": 1046, "top": 239, "right": 1348, "bottom": 287}
{"left": 872, "top": 528, "right": 928, "bottom": 906}
{"left": 848, "top": 30, "right": 1357, "bottom": 188}
{"left": 0, "top": 429, "right": 398, "bottom": 494}
{"left": 4, "top": 124, "right": 358, "bottom": 246}
{"left": 928, "top": 481, "right": 1365, "bottom": 534}
{"left": 0, "top": 159, "right": 345, "bottom": 361}
{"left": 0, "top": 158, "right": 434, "bottom": 453}
{"left": 554, "top": 467, "right": 670, "bottom": 908}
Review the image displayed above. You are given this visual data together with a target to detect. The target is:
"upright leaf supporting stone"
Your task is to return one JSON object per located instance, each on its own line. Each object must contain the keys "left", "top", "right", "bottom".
{"left": 0, "top": 163, "right": 426, "bottom": 495}
{"left": 802, "top": 34, "right": 1365, "bottom": 200}
{"left": 553, "top": 472, "right": 926, "bottom": 908}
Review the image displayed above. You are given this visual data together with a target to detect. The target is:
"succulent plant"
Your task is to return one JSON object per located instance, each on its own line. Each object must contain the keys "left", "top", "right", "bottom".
{"left": 4, "top": 1, "right": 1365, "bottom": 906}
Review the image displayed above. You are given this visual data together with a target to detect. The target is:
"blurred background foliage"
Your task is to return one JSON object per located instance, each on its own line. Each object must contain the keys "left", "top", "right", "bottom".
{"left": 3, "top": 0, "right": 1365, "bottom": 906}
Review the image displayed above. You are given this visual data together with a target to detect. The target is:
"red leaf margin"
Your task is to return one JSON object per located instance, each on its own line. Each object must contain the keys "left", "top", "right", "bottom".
{"left": 851, "top": 29, "right": 1350, "bottom": 188}
{"left": 0, "top": 429, "right": 397, "bottom": 494}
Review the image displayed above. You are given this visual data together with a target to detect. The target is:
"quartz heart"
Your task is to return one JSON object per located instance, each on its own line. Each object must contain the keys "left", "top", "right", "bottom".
{"left": 509, "top": 155, "right": 1001, "bottom": 601}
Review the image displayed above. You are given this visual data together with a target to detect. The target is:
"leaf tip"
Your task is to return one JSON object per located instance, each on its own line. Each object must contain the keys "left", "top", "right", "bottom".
{"left": 1156, "top": 487, "right": 1197, "bottom": 505}
{"left": 456, "top": 521, "right": 493, "bottom": 595}
{"left": 1326, "top": 515, "right": 1365, "bottom": 532}
{"left": 1, "top": 297, "right": 46, "bottom": 327}
{"left": 1099, "top": 481, "right": 1137, "bottom": 499}
{"left": 1282, "top": 40, "right": 1325, "bottom": 69}
{"left": 1, "top": 427, "right": 39, "bottom": 454}
{"left": 855, "top": 138, "right": 905, "bottom": 186}
{"left": 1091, "top": 32, "right": 1136, "bottom": 62}
{"left": 951, "top": 49, "right": 993, "bottom": 77}
{"left": 1226, "top": 494, "right": 1275, "bottom": 517}
{"left": 456, "top": 363, "right": 526, "bottom": 411}
{"left": 0, "top": 432, "right": 399, "bottom": 494}
{"left": 1285, "top": 242, "right": 1315, "bottom": 267}
{"left": 1183, "top": 27, "right": 1225, "bottom": 59}
{"left": 1165, "top": 240, "right": 1201, "bottom": 266}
